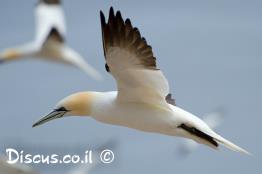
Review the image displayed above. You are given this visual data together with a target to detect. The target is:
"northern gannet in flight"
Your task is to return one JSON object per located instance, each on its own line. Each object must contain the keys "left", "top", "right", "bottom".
{"left": 0, "top": 0, "right": 102, "bottom": 80}
{"left": 177, "top": 109, "right": 225, "bottom": 156}
{"left": 32, "top": 7, "right": 250, "bottom": 155}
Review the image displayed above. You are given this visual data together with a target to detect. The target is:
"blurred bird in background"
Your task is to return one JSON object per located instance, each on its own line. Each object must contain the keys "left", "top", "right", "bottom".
{"left": 0, "top": 0, "right": 102, "bottom": 80}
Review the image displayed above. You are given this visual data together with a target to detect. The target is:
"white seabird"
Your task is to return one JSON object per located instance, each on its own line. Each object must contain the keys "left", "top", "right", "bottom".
{"left": 0, "top": 0, "right": 102, "bottom": 80}
{"left": 32, "top": 7, "right": 250, "bottom": 155}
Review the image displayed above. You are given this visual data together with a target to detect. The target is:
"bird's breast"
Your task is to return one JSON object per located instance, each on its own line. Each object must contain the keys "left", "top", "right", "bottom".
{"left": 91, "top": 98, "right": 176, "bottom": 134}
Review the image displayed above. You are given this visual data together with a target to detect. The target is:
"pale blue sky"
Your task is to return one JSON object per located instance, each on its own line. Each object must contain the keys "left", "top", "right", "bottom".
{"left": 0, "top": 0, "right": 261, "bottom": 174}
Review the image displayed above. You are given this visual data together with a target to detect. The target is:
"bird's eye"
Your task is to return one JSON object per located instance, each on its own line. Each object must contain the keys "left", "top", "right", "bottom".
{"left": 105, "top": 64, "right": 110, "bottom": 72}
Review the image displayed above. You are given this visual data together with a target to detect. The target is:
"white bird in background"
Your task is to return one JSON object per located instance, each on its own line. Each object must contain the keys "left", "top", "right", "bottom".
{"left": 177, "top": 108, "right": 225, "bottom": 156}
{"left": 32, "top": 7, "right": 250, "bottom": 155}
{"left": 0, "top": 0, "right": 102, "bottom": 80}
{"left": 0, "top": 156, "right": 37, "bottom": 174}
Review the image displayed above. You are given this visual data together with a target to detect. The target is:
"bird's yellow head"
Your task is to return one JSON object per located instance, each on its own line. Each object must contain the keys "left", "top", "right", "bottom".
{"left": 32, "top": 92, "right": 96, "bottom": 127}
{"left": 0, "top": 49, "right": 22, "bottom": 62}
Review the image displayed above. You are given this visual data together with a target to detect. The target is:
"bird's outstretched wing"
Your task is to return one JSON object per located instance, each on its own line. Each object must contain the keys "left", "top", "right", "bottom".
{"left": 100, "top": 7, "right": 171, "bottom": 105}
{"left": 35, "top": 0, "right": 65, "bottom": 47}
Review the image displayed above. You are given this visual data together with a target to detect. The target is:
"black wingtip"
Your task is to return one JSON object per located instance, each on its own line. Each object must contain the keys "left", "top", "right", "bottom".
{"left": 178, "top": 124, "right": 219, "bottom": 147}
{"left": 141, "top": 37, "right": 147, "bottom": 44}
{"left": 115, "top": 10, "right": 124, "bottom": 25}
{"left": 100, "top": 10, "right": 106, "bottom": 27}
{"left": 109, "top": 6, "right": 114, "bottom": 13}
{"left": 109, "top": 6, "right": 115, "bottom": 17}
{"left": 116, "top": 11, "right": 122, "bottom": 18}
{"left": 100, "top": 10, "right": 104, "bottom": 17}
{"left": 125, "top": 18, "right": 132, "bottom": 27}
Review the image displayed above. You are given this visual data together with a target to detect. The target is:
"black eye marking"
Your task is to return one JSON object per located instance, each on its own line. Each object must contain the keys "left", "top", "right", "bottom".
{"left": 54, "top": 107, "right": 69, "bottom": 112}
{"left": 178, "top": 123, "right": 218, "bottom": 147}
{"left": 105, "top": 63, "right": 110, "bottom": 72}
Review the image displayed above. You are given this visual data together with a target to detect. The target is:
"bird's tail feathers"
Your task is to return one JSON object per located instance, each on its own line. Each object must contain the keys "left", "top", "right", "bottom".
{"left": 213, "top": 134, "right": 251, "bottom": 155}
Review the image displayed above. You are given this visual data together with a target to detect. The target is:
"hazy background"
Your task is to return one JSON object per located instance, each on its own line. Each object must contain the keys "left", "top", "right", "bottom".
{"left": 0, "top": 0, "right": 261, "bottom": 173}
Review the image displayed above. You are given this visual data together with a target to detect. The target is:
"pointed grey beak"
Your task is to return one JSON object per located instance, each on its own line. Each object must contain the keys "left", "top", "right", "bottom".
{"left": 32, "top": 109, "right": 68, "bottom": 128}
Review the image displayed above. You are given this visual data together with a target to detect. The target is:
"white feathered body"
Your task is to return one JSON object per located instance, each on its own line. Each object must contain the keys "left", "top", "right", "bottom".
{"left": 89, "top": 91, "right": 249, "bottom": 153}
{"left": 91, "top": 92, "right": 208, "bottom": 136}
